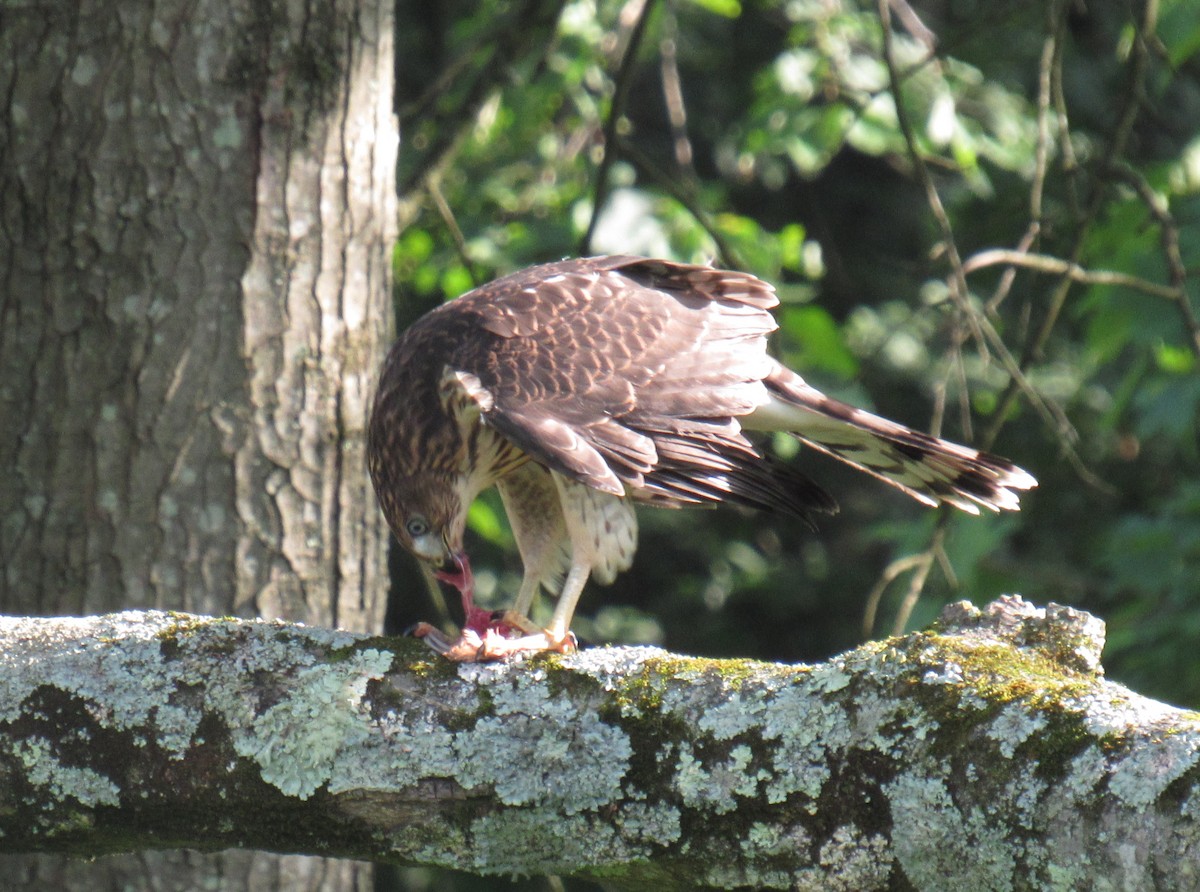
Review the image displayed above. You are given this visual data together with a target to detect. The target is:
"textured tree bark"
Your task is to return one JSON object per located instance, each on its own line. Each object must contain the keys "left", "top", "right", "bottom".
{"left": 1, "top": 597, "right": 1197, "bottom": 890}
{"left": 0, "top": 0, "right": 395, "bottom": 625}
{"left": 0, "top": 0, "right": 396, "bottom": 888}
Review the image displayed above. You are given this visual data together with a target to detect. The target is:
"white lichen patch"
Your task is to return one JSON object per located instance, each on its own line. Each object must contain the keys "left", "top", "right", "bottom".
{"left": 887, "top": 772, "right": 1015, "bottom": 891}
{"left": 0, "top": 612, "right": 180, "bottom": 730}
{"left": 327, "top": 719, "right": 461, "bottom": 796}
{"left": 232, "top": 648, "right": 393, "bottom": 800}
{"left": 1062, "top": 743, "right": 1107, "bottom": 800}
{"left": 688, "top": 693, "right": 756, "bottom": 740}
{"left": 566, "top": 645, "right": 670, "bottom": 688}
{"left": 988, "top": 704, "right": 1049, "bottom": 759}
{"left": 18, "top": 737, "right": 120, "bottom": 809}
{"left": 675, "top": 743, "right": 766, "bottom": 813}
{"left": 652, "top": 657, "right": 858, "bottom": 812}
{"left": 805, "top": 662, "right": 853, "bottom": 695}
{"left": 465, "top": 810, "right": 627, "bottom": 875}
{"left": 811, "top": 824, "right": 893, "bottom": 891}
{"left": 853, "top": 688, "right": 935, "bottom": 754}
{"left": 153, "top": 702, "right": 203, "bottom": 758}
{"left": 614, "top": 801, "right": 682, "bottom": 847}
{"left": 1107, "top": 726, "right": 1200, "bottom": 811}
{"left": 1078, "top": 683, "right": 1189, "bottom": 739}
{"left": 760, "top": 681, "right": 854, "bottom": 804}
{"left": 997, "top": 768, "right": 1050, "bottom": 840}
{"left": 453, "top": 668, "right": 633, "bottom": 814}
{"left": 745, "top": 819, "right": 813, "bottom": 858}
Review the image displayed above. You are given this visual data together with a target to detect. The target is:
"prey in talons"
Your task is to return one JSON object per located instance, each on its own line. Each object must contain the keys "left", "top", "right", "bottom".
{"left": 416, "top": 551, "right": 577, "bottom": 662}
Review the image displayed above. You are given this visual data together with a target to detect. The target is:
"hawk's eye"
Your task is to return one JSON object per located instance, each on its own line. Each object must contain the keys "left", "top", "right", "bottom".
{"left": 405, "top": 516, "right": 430, "bottom": 538}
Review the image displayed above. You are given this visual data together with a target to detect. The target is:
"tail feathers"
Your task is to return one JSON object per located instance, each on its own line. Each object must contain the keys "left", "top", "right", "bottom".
{"left": 756, "top": 371, "right": 1037, "bottom": 515}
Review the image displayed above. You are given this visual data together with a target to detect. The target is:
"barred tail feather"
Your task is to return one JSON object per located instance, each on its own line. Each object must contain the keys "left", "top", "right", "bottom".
{"left": 753, "top": 367, "right": 1037, "bottom": 514}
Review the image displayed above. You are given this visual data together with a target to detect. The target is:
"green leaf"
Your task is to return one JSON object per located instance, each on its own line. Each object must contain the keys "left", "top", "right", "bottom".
{"left": 467, "top": 500, "right": 509, "bottom": 547}
{"left": 440, "top": 265, "right": 475, "bottom": 299}
{"left": 781, "top": 305, "right": 860, "bottom": 379}
{"left": 681, "top": 0, "right": 742, "bottom": 19}
{"left": 778, "top": 223, "right": 808, "bottom": 272}
{"left": 1155, "top": 342, "right": 1197, "bottom": 374}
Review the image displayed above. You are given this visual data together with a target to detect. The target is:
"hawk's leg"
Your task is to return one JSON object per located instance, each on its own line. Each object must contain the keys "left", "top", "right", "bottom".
{"left": 506, "top": 574, "right": 542, "bottom": 628}
{"left": 463, "top": 474, "right": 635, "bottom": 658}
{"left": 497, "top": 463, "right": 572, "bottom": 624}
{"left": 452, "top": 475, "right": 634, "bottom": 658}
{"left": 414, "top": 471, "right": 634, "bottom": 662}
{"left": 545, "top": 562, "right": 591, "bottom": 643}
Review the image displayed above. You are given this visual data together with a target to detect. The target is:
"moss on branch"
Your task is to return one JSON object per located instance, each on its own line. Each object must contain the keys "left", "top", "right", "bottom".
{"left": 0, "top": 597, "right": 1197, "bottom": 888}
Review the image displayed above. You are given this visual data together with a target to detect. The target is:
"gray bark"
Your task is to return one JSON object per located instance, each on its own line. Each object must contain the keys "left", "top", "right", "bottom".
{"left": 1, "top": 596, "right": 1196, "bottom": 890}
{"left": 0, "top": 0, "right": 396, "bottom": 888}
{"left": 0, "top": 0, "right": 394, "bottom": 627}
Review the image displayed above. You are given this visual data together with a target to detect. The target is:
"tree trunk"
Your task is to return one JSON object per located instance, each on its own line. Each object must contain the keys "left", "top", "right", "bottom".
{"left": 1, "top": 597, "right": 1194, "bottom": 890}
{"left": 0, "top": 0, "right": 396, "bottom": 887}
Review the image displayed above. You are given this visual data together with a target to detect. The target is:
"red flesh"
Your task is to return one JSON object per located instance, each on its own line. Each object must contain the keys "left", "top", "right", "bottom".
{"left": 434, "top": 552, "right": 517, "bottom": 636}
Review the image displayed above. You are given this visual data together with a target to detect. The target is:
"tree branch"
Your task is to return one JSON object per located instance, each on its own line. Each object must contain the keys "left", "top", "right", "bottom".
{"left": 2, "top": 598, "right": 1197, "bottom": 887}
{"left": 964, "top": 248, "right": 1182, "bottom": 301}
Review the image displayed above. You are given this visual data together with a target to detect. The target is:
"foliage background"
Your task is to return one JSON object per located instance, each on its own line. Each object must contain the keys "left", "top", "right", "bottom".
{"left": 388, "top": 0, "right": 1199, "bottom": 789}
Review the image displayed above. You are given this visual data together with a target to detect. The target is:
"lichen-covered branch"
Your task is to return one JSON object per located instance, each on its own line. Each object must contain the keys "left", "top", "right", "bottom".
{"left": 1, "top": 597, "right": 1197, "bottom": 888}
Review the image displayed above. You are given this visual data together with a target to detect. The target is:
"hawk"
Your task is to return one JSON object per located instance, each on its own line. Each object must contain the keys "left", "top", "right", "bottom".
{"left": 368, "top": 255, "right": 1035, "bottom": 660}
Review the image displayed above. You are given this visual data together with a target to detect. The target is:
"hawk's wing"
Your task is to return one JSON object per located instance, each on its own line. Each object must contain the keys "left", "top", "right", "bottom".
{"left": 439, "top": 256, "right": 837, "bottom": 523}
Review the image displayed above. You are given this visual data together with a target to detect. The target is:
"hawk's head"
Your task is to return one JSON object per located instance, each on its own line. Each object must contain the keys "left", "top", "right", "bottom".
{"left": 378, "top": 471, "right": 474, "bottom": 594}
{"left": 368, "top": 349, "right": 481, "bottom": 598}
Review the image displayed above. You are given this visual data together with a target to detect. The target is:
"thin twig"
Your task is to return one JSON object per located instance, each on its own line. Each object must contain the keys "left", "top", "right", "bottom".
{"left": 892, "top": 526, "right": 946, "bottom": 636}
{"left": 985, "top": 2, "right": 1062, "bottom": 314}
{"left": 887, "top": 0, "right": 937, "bottom": 51}
{"left": 877, "top": 0, "right": 988, "bottom": 365}
{"left": 984, "top": 225, "right": 1039, "bottom": 315}
{"left": 862, "top": 552, "right": 929, "bottom": 638}
{"left": 1051, "top": 21, "right": 1081, "bottom": 221}
{"left": 953, "top": 348, "right": 971, "bottom": 441}
{"left": 427, "top": 176, "right": 480, "bottom": 289}
{"left": 861, "top": 521, "right": 949, "bottom": 639}
{"left": 659, "top": 8, "right": 694, "bottom": 171}
{"left": 1043, "top": 0, "right": 1156, "bottom": 332}
{"left": 1106, "top": 163, "right": 1200, "bottom": 359}
{"left": 985, "top": 0, "right": 1159, "bottom": 445}
{"left": 965, "top": 249, "right": 1183, "bottom": 301}
{"left": 581, "top": 0, "right": 658, "bottom": 255}
{"left": 1028, "top": 1, "right": 1061, "bottom": 225}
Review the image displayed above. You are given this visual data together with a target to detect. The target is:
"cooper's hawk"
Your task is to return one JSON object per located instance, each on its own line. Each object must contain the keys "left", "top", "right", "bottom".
{"left": 368, "top": 255, "right": 1035, "bottom": 660}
